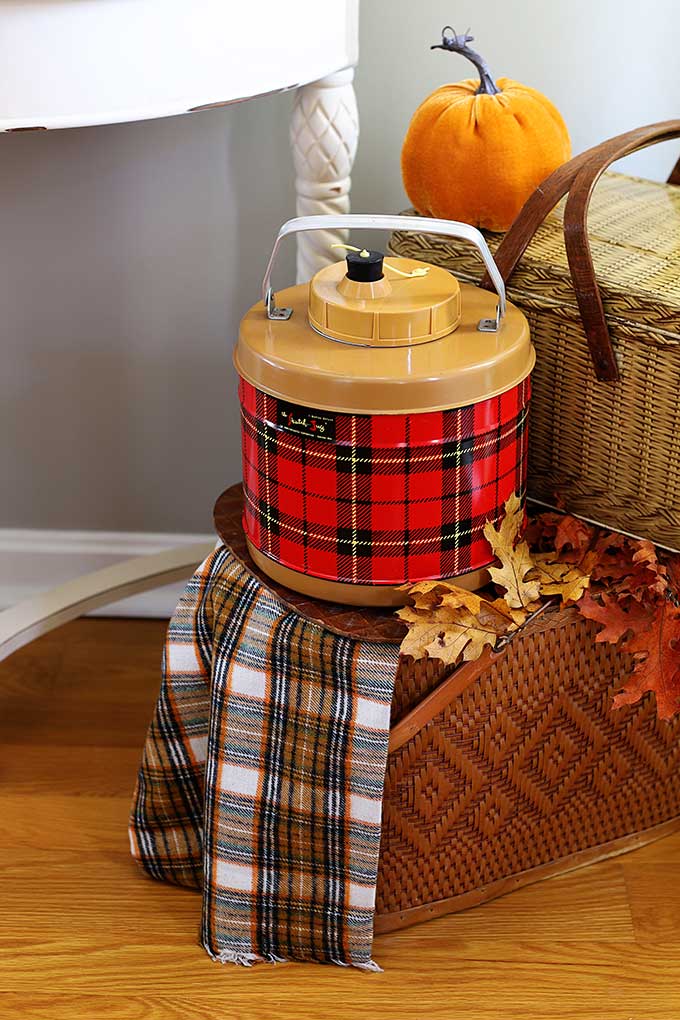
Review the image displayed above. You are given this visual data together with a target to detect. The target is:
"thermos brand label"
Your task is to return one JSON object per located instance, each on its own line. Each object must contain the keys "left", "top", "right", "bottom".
{"left": 277, "top": 402, "right": 336, "bottom": 442}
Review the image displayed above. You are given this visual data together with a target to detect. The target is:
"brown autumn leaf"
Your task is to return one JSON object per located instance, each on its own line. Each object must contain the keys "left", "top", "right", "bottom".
{"left": 438, "top": 586, "right": 508, "bottom": 621}
{"left": 530, "top": 552, "right": 590, "bottom": 605}
{"left": 589, "top": 533, "right": 635, "bottom": 582}
{"left": 579, "top": 547, "right": 603, "bottom": 576}
{"left": 524, "top": 512, "right": 561, "bottom": 551}
{"left": 554, "top": 516, "right": 595, "bottom": 563}
{"left": 397, "top": 604, "right": 499, "bottom": 666}
{"left": 401, "top": 502, "right": 678, "bottom": 719}
{"left": 405, "top": 580, "right": 524, "bottom": 629}
{"left": 666, "top": 554, "right": 680, "bottom": 591}
{"left": 426, "top": 616, "right": 501, "bottom": 666}
{"left": 397, "top": 585, "right": 514, "bottom": 666}
{"left": 589, "top": 533, "right": 668, "bottom": 601}
{"left": 628, "top": 541, "right": 668, "bottom": 598}
{"left": 488, "top": 597, "right": 530, "bottom": 628}
{"left": 613, "top": 601, "right": 680, "bottom": 719}
{"left": 403, "top": 580, "right": 459, "bottom": 613}
{"left": 577, "top": 590, "right": 653, "bottom": 645}
{"left": 632, "top": 540, "right": 662, "bottom": 569}
{"left": 483, "top": 494, "right": 541, "bottom": 609}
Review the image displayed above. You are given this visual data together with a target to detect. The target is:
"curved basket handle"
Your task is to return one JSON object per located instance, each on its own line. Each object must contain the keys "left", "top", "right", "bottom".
{"left": 667, "top": 153, "right": 680, "bottom": 187}
{"left": 262, "top": 214, "right": 507, "bottom": 333}
{"left": 482, "top": 120, "right": 680, "bottom": 381}
{"left": 563, "top": 122, "right": 680, "bottom": 380}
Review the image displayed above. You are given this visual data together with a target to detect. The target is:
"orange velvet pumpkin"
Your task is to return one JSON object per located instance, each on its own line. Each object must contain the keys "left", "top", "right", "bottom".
{"left": 401, "top": 29, "right": 571, "bottom": 232}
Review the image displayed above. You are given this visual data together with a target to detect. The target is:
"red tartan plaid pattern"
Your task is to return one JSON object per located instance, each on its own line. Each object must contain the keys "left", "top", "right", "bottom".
{"left": 240, "top": 376, "right": 530, "bottom": 586}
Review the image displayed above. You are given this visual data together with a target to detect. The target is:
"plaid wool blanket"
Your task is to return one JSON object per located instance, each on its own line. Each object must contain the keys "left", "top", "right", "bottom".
{"left": 130, "top": 546, "right": 399, "bottom": 969}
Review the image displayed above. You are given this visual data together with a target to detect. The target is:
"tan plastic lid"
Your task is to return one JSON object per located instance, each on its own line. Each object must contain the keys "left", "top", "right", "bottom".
{"left": 308, "top": 257, "right": 462, "bottom": 347}
{"left": 236, "top": 257, "right": 534, "bottom": 414}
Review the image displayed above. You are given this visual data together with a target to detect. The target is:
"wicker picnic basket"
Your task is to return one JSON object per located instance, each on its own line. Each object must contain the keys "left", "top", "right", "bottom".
{"left": 376, "top": 610, "right": 680, "bottom": 932}
{"left": 215, "top": 486, "right": 680, "bottom": 934}
{"left": 389, "top": 121, "right": 680, "bottom": 553}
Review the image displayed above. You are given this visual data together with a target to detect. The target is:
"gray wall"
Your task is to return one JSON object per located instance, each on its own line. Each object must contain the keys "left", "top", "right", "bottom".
{"left": 2, "top": 0, "right": 678, "bottom": 535}
{"left": 1, "top": 93, "right": 295, "bottom": 533}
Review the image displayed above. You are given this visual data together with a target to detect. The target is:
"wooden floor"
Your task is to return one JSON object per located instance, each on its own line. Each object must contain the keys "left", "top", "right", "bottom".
{"left": 1, "top": 618, "right": 679, "bottom": 1019}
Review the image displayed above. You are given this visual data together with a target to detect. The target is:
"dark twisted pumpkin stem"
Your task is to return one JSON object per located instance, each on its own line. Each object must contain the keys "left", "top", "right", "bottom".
{"left": 431, "top": 27, "right": 501, "bottom": 96}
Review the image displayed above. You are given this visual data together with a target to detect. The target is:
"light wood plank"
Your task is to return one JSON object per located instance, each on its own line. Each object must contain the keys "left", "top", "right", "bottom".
{"left": 623, "top": 861, "right": 680, "bottom": 946}
{"left": 0, "top": 795, "right": 134, "bottom": 851}
{"left": 0, "top": 995, "right": 676, "bottom": 1020}
{"left": 623, "top": 829, "right": 680, "bottom": 864}
{"left": 0, "top": 850, "right": 633, "bottom": 944}
{"left": 0, "top": 745, "right": 145, "bottom": 797}
{"left": 0, "top": 618, "right": 164, "bottom": 747}
{"left": 1, "top": 937, "right": 677, "bottom": 1011}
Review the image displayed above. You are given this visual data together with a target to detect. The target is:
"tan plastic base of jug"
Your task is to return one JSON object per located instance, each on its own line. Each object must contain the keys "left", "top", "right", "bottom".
{"left": 246, "top": 539, "right": 490, "bottom": 607}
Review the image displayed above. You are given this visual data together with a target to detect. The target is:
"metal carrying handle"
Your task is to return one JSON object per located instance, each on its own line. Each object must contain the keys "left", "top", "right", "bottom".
{"left": 261, "top": 214, "right": 507, "bottom": 333}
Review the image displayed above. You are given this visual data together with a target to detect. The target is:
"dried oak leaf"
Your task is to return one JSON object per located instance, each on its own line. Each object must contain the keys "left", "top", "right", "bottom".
{"left": 397, "top": 586, "right": 513, "bottom": 666}
{"left": 438, "top": 586, "right": 505, "bottom": 619}
{"left": 666, "top": 554, "right": 680, "bottom": 590}
{"left": 403, "top": 579, "right": 458, "bottom": 613}
{"left": 613, "top": 601, "right": 680, "bottom": 720}
{"left": 484, "top": 494, "right": 541, "bottom": 609}
{"left": 577, "top": 590, "right": 653, "bottom": 645}
{"left": 554, "top": 516, "right": 595, "bottom": 563}
{"left": 524, "top": 512, "right": 561, "bottom": 551}
{"left": 590, "top": 534, "right": 667, "bottom": 600}
{"left": 589, "top": 533, "right": 636, "bottom": 582}
{"left": 488, "top": 597, "right": 530, "bottom": 627}
{"left": 530, "top": 552, "right": 590, "bottom": 605}
{"left": 406, "top": 580, "right": 523, "bottom": 628}
{"left": 628, "top": 541, "right": 669, "bottom": 598}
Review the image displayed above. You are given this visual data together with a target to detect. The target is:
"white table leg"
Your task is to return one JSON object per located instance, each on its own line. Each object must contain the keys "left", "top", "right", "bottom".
{"left": 290, "top": 67, "right": 359, "bottom": 282}
{"left": 0, "top": 542, "right": 214, "bottom": 663}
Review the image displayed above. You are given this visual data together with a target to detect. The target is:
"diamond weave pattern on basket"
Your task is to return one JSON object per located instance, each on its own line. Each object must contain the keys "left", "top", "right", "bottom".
{"left": 377, "top": 614, "right": 680, "bottom": 915}
{"left": 239, "top": 377, "right": 530, "bottom": 585}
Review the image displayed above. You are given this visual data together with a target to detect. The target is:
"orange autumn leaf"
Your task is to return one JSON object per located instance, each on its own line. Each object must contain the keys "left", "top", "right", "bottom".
{"left": 667, "top": 555, "right": 680, "bottom": 590}
{"left": 577, "top": 591, "right": 653, "bottom": 645}
{"left": 554, "top": 515, "right": 595, "bottom": 563}
{"left": 590, "top": 534, "right": 666, "bottom": 593}
{"left": 589, "top": 533, "right": 636, "bottom": 582}
{"left": 613, "top": 601, "right": 680, "bottom": 720}
{"left": 524, "top": 512, "right": 561, "bottom": 551}
{"left": 629, "top": 542, "right": 669, "bottom": 598}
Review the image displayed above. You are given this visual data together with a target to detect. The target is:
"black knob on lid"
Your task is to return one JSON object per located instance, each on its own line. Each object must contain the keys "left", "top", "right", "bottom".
{"left": 345, "top": 248, "right": 384, "bottom": 282}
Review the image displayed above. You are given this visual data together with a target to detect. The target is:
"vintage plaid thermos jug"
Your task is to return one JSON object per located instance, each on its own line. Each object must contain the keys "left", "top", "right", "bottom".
{"left": 235, "top": 215, "right": 534, "bottom": 606}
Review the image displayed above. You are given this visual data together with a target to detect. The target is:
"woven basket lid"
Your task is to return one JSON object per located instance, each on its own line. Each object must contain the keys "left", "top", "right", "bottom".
{"left": 390, "top": 174, "right": 680, "bottom": 339}
{"left": 235, "top": 255, "right": 533, "bottom": 414}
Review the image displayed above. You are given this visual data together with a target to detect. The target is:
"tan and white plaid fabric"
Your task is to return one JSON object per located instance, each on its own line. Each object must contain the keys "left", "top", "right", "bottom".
{"left": 130, "top": 547, "right": 399, "bottom": 969}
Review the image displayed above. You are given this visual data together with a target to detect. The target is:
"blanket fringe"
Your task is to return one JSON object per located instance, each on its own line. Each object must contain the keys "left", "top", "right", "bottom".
{"left": 354, "top": 959, "right": 383, "bottom": 973}
{"left": 205, "top": 945, "right": 381, "bottom": 972}
{"left": 206, "top": 948, "right": 266, "bottom": 967}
